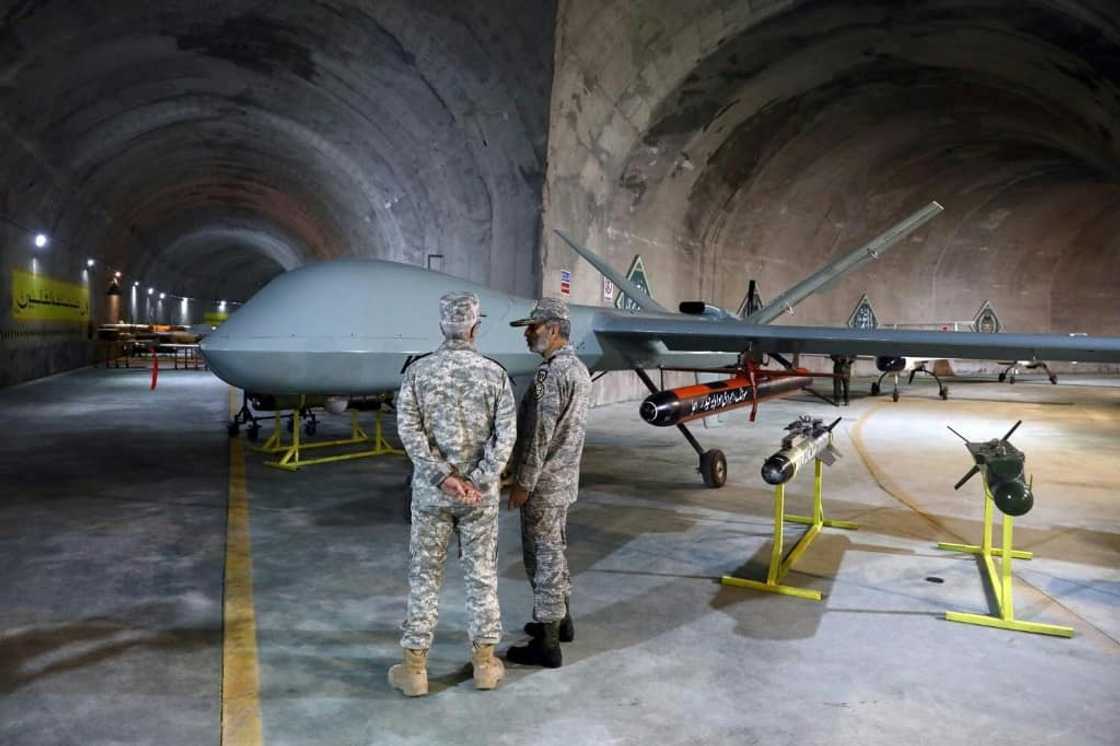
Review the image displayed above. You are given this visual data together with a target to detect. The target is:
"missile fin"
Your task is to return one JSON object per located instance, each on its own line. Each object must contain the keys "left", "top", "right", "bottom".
{"left": 1000, "top": 419, "right": 1023, "bottom": 443}
{"left": 954, "top": 465, "right": 980, "bottom": 491}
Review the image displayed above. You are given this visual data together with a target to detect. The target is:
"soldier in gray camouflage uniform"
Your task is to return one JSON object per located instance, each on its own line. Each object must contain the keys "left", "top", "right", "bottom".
{"left": 505, "top": 297, "right": 592, "bottom": 668}
{"left": 389, "top": 292, "right": 517, "bottom": 696}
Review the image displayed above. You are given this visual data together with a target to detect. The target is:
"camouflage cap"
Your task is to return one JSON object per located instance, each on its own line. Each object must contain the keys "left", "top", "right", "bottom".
{"left": 510, "top": 296, "right": 570, "bottom": 327}
{"left": 439, "top": 292, "right": 481, "bottom": 334}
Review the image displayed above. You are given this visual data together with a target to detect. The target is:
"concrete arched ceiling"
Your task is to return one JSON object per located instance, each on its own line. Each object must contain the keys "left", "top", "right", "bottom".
{"left": 624, "top": 0, "right": 1120, "bottom": 333}
{"left": 0, "top": 0, "right": 553, "bottom": 301}
{"left": 546, "top": 0, "right": 1120, "bottom": 336}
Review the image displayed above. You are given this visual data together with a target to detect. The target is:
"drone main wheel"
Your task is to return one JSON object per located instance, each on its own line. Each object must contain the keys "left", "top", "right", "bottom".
{"left": 998, "top": 372, "right": 1006, "bottom": 383}
{"left": 700, "top": 449, "right": 727, "bottom": 488}
{"left": 226, "top": 421, "right": 239, "bottom": 437}
{"left": 940, "top": 387, "right": 949, "bottom": 400}
{"left": 891, "top": 389, "right": 900, "bottom": 402}
{"left": 870, "top": 382, "right": 881, "bottom": 396}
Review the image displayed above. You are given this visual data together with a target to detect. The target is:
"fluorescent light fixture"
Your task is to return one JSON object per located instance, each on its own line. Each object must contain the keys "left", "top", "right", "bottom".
{"left": 33, "top": 233, "right": 48, "bottom": 248}
{"left": 159, "top": 292, "right": 165, "bottom": 300}
{"left": 86, "top": 258, "right": 95, "bottom": 267}
{"left": 114, "top": 271, "right": 122, "bottom": 278}
{"left": 148, "top": 287, "right": 154, "bottom": 295}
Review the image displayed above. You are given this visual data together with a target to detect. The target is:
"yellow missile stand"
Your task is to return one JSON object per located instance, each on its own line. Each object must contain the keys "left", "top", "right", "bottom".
{"left": 722, "top": 459, "right": 858, "bottom": 601}
{"left": 936, "top": 479, "right": 1073, "bottom": 637}
{"left": 253, "top": 396, "right": 404, "bottom": 471}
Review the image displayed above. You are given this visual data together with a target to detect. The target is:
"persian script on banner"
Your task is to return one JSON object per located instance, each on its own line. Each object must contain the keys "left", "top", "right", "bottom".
{"left": 11, "top": 269, "right": 91, "bottom": 323}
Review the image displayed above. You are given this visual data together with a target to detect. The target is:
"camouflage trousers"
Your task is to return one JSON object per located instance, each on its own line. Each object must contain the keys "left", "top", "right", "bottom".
{"left": 400, "top": 501, "right": 501, "bottom": 650}
{"left": 520, "top": 501, "right": 571, "bottom": 623}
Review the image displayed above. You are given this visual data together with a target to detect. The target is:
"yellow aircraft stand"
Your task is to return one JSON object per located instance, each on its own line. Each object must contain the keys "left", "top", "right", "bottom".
{"left": 254, "top": 399, "right": 404, "bottom": 471}
{"left": 936, "top": 481, "right": 1073, "bottom": 637}
{"left": 721, "top": 459, "right": 858, "bottom": 601}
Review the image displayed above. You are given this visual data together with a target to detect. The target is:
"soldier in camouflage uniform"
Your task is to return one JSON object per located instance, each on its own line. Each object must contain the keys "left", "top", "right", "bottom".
{"left": 505, "top": 297, "right": 592, "bottom": 668}
{"left": 389, "top": 292, "right": 517, "bottom": 696}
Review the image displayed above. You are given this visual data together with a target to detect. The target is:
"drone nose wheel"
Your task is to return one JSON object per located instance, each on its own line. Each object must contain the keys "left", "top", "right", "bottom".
{"left": 700, "top": 449, "right": 727, "bottom": 488}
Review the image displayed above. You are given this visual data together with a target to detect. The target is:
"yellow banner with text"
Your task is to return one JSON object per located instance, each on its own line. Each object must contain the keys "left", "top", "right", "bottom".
{"left": 11, "top": 268, "right": 91, "bottom": 323}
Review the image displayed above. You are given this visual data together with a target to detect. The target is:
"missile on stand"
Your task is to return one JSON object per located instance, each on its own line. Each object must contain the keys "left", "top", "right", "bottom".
{"left": 639, "top": 373, "right": 813, "bottom": 428}
{"left": 761, "top": 416, "right": 843, "bottom": 485}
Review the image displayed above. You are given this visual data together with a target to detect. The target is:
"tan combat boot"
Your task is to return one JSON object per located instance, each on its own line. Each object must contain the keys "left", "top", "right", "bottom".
{"left": 388, "top": 648, "right": 429, "bottom": 697}
{"left": 471, "top": 644, "right": 505, "bottom": 690}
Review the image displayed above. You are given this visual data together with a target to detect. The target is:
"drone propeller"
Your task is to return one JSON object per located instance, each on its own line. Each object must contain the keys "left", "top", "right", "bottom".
{"left": 1001, "top": 419, "right": 1023, "bottom": 443}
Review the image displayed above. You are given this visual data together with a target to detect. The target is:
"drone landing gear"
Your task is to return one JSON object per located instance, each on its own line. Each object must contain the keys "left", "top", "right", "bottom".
{"left": 871, "top": 371, "right": 902, "bottom": 402}
{"left": 871, "top": 366, "right": 949, "bottom": 401}
{"left": 227, "top": 390, "right": 308, "bottom": 442}
{"left": 634, "top": 367, "right": 727, "bottom": 488}
{"left": 1001, "top": 361, "right": 1058, "bottom": 385}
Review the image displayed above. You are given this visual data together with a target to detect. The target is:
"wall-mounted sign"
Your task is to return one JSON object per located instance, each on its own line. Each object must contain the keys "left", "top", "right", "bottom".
{"left": 602, "top": 277, "right": 615, "bottom": 303}
{"left": 559, "top": 269, "right": 572, "bottom": 296}
{"left": 847, "top": 293, "right": 878, "bottom": 329}
{"left": 614, "top": 255, "right": 652, "bottom": 312}
{"left": 972, "top": 300, "right": 1001, "bottom": 333}
{"left": 11, "top": 269, "right": 90, "bottom": 324}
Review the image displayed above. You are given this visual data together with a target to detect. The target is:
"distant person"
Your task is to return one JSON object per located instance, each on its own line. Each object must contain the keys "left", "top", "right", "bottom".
{"left": 831, "top": 354, "right": 854, "bottom": 406}
{"left": 505, "top": 298, "right": 592, "bottom": 668}
{"left": 391, "top": 292, "right": 517, "bottom": 696}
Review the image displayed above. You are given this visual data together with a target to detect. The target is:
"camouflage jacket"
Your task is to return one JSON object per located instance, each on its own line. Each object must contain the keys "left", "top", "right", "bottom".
{"left": 397, "top": 338, "right": 517, "bottom": 509}
{"left": 511, "top": 344, "right": 592, "bottom": 505}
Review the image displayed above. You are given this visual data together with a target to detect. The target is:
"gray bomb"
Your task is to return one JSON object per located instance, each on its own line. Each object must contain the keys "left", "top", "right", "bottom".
{"left": 761, "top": 416, "right": 842, "bottom": 485}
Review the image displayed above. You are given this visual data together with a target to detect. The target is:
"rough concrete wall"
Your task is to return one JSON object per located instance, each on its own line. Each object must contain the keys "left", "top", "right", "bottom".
{"left": 542, "top": 0, "right": 1120, "bottom": 403}
{"left": 0, "top": 0, "right": 554, "bottom": 386}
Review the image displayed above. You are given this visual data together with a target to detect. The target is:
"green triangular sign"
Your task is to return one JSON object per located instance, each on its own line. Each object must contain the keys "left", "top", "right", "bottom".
{"left": 847, "top": 293, "right": 878, "bottom": 329}
{"left": 614, "top": 255, "right": 653, "bottom": 312}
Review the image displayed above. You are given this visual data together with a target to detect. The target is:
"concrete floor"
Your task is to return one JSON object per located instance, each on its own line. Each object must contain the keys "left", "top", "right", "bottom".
{"left": 1, "top": 368, "right": 1118, "bottom": 745}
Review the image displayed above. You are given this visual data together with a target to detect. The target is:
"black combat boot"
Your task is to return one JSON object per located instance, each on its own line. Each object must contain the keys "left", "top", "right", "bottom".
{"left": 506, "top": 621, "right": 562, "bottom": 668}
{"left": 524, "top": 598, "right": 574, "bottom": 642}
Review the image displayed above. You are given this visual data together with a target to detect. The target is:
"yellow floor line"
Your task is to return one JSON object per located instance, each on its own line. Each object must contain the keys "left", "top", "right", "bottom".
{"left": 222, "top": 387, "right": 263, "bottom": 745}
{"left": 849, "top": 400, "right": 968, "bottom": 544}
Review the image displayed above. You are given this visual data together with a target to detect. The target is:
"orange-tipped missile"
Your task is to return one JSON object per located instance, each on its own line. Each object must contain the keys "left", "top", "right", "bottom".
{"left": 639, "top": 372, "right": 813, "bottom": 427}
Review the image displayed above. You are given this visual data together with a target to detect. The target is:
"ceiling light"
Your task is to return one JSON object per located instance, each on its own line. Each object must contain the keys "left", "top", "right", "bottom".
{"left": 148, "top": 287, "right": 154, "bottom": 295}
{"left": 159, "top": 292, "right": 165, "bottom": 300}
{"left": 114, "top": 271, "right": 122, "bottom": 278}
{"left": 86, "top": 258, "right": 95, "bottom": 267}
{"left": 33, "top": 233, "right": 48, "bottom": 248}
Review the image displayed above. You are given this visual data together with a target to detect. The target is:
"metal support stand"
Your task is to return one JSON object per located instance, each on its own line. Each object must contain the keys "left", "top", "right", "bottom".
{"left": 936, "top": 480, "right": 1073, "bottom": 637}
{"left": 721, "top": 459, "right": 858, "bottom": 600}
{"left": 263, "top": 404, "right": 405, "bottom": 471}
